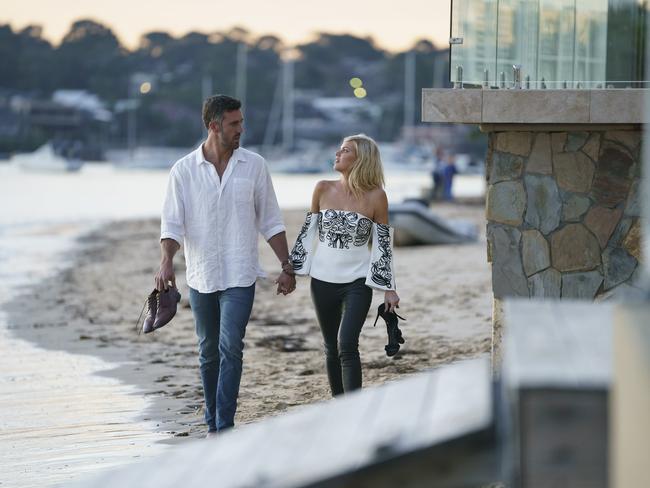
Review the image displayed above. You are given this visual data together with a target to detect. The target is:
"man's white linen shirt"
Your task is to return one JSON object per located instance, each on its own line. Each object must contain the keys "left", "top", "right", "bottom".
{"left": 161, "top": 145, "right": 285, "bottom": 293}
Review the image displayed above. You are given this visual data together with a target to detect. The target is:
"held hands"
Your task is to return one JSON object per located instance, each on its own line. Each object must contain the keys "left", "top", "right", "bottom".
{"left": 275, "top": 259, "right": 296, "bottom": 295}
{"left": 384, "top": 290, "right": 400, "bottom": 314}
{"left": 275, "top": 271, "right": 296, "bottom": 295}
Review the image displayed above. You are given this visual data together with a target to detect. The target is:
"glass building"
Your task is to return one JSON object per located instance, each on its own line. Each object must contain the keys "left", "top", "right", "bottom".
{"left": 450, "top": 0, "right": 647, "bottom": 87}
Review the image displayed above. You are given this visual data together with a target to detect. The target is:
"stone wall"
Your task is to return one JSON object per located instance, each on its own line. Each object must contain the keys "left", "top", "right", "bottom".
{"left": 486, "top": 129, "right": 643, "bottom": 362}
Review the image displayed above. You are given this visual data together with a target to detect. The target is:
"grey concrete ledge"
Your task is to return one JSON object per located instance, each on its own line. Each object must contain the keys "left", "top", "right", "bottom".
{"left": 422, "top": 88, "right": 646, "bottom": 126}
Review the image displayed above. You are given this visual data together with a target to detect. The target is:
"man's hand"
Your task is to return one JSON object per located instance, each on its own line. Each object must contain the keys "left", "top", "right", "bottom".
{"left": 156, "top": 238, "right": 180, "bottom": 291}
{"left": 155, "top": 259, "right": 176, "bottom": 291}
{"left": 275, "top": 271, "right": 296, "bottom": 295}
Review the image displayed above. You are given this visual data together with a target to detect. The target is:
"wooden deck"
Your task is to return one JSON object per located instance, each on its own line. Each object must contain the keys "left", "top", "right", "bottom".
{"left": 82, "top": 358, "right": 495, "bottom": 488}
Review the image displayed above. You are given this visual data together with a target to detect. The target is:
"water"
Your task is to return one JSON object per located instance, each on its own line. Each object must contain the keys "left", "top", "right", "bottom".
{"left": 0, "top": 165, "right": 172, "bottom": 487}
{"left": 0, "top": 162, "right": 482, "bottom": 486}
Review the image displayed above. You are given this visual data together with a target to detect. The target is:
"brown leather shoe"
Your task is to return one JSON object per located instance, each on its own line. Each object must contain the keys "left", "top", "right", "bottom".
{"left": 142, "top": 289, "right": 159, "bottom": 334}
{"left": 152, "top": 286, "right": 181, "bottom": 331}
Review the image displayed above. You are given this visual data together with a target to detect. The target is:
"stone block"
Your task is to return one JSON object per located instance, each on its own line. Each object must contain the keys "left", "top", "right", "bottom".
{"left": 584, "top": 206, "right": 624, "bottom": 249}
{"left": 562, "top": 193, "right": 592, "bottom": 222}
{"left": 566, "top": 132, "right": 589, "bottom": 152}
{"left": 486, "top": 181, "right": 526, "bottom": 226}
{"left": 483, "top": 90, "right": 590, "bottom": 123}
{"left": 603, "top": 247, "right": 637, "bottom": 290}
{"left": 524, "top": 175, "right": 562, "bottom": 235}
{"left": 522, "top": 230, "right": 551, "bottom": 276}
{"left": 551, "top": 224, "right": 601, "bottom": 272}
{"left": 490, "top": 152, "right": 524, "bottom": 183}
{"left": 623, "top": 220, "right": 641, "bottom": 261}
{"left": 590, "top": 89, "right": 644, "bottom": 124}
{"left": 561, "top": 271, "right": 603, "bottom": 299}
{"left": 624, "top": 180, "right": 641, "bottom": 217}
{"left": 610, "top": 217, "right": 634, "bottom": 248}
{"left": 582, "top": 133, "right": 601, "bottom": 162}
{"left": 527, "top": 133, "right": 553, "bottom": 175}
{"left": 604, "top": 131, "right": 641, "bottom": 155}
{"left": 495, "top": 132, "right": 532, "bottom": 157}
{"left": 488, "top": 225, "right": 529, "bottom": 298}
{"left": 528, "top": 268, "right": 561, "bottom": 298}
{"left": 551, "top": 133, "right": 567, "bottom": 153}
{"left": 591, "top": 143, "right": 635, "bottom": 208}
{"left": 554, "top": 152, "right": 596, "bottom": 193}
{"left": 422, "top": 89, "right": 482, "bottom": 123}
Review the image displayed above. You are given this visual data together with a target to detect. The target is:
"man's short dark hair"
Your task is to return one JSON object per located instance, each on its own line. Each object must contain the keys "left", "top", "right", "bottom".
{"left": 202, "top": 95, "right": 242, "bottom": 129}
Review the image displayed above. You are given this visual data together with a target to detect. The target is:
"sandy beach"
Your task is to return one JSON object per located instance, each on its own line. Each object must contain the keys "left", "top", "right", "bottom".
{"left": 8, "top": 201, "right": 492, "bottom": 442}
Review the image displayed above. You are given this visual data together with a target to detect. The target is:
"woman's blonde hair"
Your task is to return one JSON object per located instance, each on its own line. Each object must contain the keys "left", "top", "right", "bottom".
{"left": 343, "top": 134, "right": 385, "bottom": 198}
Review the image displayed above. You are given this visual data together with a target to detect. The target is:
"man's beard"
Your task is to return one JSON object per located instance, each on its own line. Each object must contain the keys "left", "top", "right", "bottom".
{"left": 221, "top": 136, "right": 240, "bottom": 150}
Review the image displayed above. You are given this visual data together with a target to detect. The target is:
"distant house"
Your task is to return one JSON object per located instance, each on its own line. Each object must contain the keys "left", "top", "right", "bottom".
{"left": 52, "top": 90, "right": 112, "bottom": 123}
{"left": 7, "top": 90, "right": 112, "bottom": 158}
{"left": 293, "top": 93, "right": 382, "bottom": 141}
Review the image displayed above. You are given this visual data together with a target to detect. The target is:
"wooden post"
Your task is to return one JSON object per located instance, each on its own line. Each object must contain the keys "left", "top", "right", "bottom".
{"left": 611, "top": 306, "right": 650, "bottom": 488}
{"left": 502, "top": 301, "right": 612, "bottom": 488}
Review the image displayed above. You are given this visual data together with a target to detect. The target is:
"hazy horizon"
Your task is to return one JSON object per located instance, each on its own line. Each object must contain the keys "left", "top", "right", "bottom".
{"left": 2, "top": 0, "right": 451, "bottom": 52}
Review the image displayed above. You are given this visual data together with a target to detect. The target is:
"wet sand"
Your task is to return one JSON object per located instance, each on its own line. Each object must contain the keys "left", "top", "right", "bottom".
{"left": 8, "top": 202, "right": 492, "bottom": 442}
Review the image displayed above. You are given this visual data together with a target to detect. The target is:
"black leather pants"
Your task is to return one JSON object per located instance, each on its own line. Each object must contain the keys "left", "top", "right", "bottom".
{"left": 310, "top": 277, "right": 373, "bottom": 396}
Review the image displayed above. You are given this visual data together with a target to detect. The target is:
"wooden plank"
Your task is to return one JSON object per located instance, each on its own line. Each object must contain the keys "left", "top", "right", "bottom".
{"left": 612, "top": 304, "right": 650, "bottom": 488}
{"left": 503, "top": 300, "right": 612, "bottom": 389}
{"left": 348, "top": 370, "right": 436, "bottom": 461}
{"left": 309, "top": 360, "right": 495, "bottom": 488}
{"left": 84, "top": 359, "right": 495, "bottom": 488}
{"left": 413, "top": 358, "right": 492, "bottom": 446}
{"left": 246, "top": 387, "right": 381, "bottom": 487}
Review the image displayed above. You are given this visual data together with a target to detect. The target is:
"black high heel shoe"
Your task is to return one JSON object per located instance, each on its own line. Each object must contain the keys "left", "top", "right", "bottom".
{"left": 373, "top": 303, "right": 406, "bottom": 357}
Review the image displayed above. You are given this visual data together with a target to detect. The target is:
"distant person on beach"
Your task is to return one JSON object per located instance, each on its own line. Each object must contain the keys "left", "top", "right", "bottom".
{"left": 442, "top": 152, "right": 457, "bottom": 201}
{"left": 155, "top": 94, "right": 296, "bottom": 436}
{"left": 431, "top": 147, "right": 445, "bottom": 201}
{"left": 289, "top": 134, "right": 400, "bottom": 396}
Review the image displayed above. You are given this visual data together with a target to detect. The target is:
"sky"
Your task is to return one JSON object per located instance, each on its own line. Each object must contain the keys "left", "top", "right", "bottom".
{"left": 2, "top": 0, "right": 451, "bottom": 52}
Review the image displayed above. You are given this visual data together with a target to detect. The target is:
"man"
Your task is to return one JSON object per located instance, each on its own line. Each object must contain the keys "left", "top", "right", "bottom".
{"left": 430, "top": 147, "right": 444, "bottom": 202}
{"left": 155, "top": 94, "right": 296, "bottom": 436}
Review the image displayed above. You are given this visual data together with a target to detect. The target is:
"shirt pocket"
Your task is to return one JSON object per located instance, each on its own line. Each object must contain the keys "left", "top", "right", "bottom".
{"left": 233, "top": 177, "right": 254, "bottom": 203}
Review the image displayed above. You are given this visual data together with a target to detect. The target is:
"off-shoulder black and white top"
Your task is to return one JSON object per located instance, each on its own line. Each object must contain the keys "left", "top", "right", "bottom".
{"left": 289, "top": 209, "right": 396, "bottom": 291}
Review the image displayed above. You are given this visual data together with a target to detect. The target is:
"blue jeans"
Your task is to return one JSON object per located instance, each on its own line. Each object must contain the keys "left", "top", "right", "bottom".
{"left": 189, "top": 284, "right": 255, "bottom": 431}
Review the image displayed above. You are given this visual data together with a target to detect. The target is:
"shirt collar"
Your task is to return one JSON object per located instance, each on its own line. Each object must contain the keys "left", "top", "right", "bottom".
{"left": 194, "top": 144, "right": 247, "bottom": 166}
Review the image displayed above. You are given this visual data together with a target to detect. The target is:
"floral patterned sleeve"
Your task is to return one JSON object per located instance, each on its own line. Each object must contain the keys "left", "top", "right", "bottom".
{"left": 365, "top": 223, "right": 396, "bottom": 291}
{"left": 289, "top": 212, "right": 319, "bottom": 275}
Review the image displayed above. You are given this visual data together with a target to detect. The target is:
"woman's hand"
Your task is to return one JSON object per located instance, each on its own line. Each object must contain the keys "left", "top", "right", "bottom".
{"left": 384, "top": 290, "right": 400, "bottom": 314}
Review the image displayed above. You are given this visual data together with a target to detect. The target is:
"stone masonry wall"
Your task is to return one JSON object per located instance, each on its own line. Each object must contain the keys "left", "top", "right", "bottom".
{"left": 486, "top": 129, "right": 643, "bottom": 364}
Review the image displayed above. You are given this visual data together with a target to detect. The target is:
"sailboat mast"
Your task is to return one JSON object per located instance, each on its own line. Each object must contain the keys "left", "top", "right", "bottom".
{"left": 404, "top": 50, "right": 416, "bottom": 141}
{"left": 282, "top": 57, "right": 294, "bottom": 151}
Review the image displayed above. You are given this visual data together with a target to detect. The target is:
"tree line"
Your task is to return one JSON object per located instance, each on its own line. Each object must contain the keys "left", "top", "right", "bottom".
{"left": 1, "top": 19, "right": 450, "bottom": 148}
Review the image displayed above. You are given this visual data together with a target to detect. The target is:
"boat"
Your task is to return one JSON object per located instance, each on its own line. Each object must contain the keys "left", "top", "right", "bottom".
{"left": 11, "top": 143, "right": 83, "bottom": 172}
{"left": 388, "top": 200, "right": 478, "bottom": 246}
{"left": 106, "top": 146, "right": 191, "bottom": 170}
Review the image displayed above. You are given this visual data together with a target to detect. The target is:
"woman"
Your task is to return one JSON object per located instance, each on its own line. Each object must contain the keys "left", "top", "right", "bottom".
{"left": 289, "top": 134, "right": 400, "bottom": 396}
